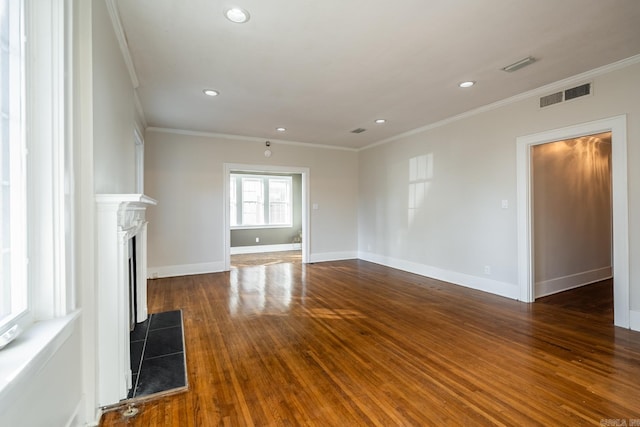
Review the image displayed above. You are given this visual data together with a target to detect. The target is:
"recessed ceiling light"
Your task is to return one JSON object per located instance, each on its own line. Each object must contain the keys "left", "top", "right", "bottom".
{"left": 374, "top": 119, "right": 386, "bottom": 124}
{"left": 225, "top": 7, "right": 250, "bottom": 23}
{"left": 459, "top": 81, "right": 475, "bottom": 88}
{"left": 203, "top": 89, "right": 219, "bottom": 96}
{"left": 276, "top": 127, "right": 286, "bottom": 132}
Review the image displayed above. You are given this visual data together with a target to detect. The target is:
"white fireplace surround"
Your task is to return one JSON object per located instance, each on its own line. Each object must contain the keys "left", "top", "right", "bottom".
{"left": 96, "top": 194, "right": 157, "bottom": 407}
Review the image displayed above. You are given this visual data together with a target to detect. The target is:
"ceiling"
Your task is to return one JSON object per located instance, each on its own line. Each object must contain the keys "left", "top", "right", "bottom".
{"left": 115, "top": 0, "right": 640, "bottom": 149}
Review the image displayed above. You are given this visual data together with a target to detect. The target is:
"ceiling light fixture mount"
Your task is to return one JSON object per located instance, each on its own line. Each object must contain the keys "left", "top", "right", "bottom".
{"left": 203, "top": 89, "right": 219, "bottom": 96}
{"left": 224, "top": 7, "right": 250, "bottom": 23}
{"left": 459, "top": 81, "right": 475, "bottom": 88}
{"left": 502, "top": 56, "right": 536, "bottom": 72}
{"left": 264, "top": 140, "right": 272, "bottom": 158}
{"left": 276, "top": 127, "right": 286, "bottom": 132}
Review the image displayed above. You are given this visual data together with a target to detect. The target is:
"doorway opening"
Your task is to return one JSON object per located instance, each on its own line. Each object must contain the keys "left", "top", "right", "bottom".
{"left": 516, "top": 116, "right": 630, "bottom": 328}
{"left": 223, "top": 163, "right": 310, "bottom": 270}
{"left": 530, "top": 132, "right": 613, "bottom": 319}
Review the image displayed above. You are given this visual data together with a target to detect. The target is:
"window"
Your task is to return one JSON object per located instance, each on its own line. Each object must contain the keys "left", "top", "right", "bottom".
{"left": 0, "top": 0, "right": 27, "bottom": 338}
{"left": 230, "top": 174, "right": 292, "bottom": 228}
{"left": 0, "top": 0, "right": 73, "bottom": 344}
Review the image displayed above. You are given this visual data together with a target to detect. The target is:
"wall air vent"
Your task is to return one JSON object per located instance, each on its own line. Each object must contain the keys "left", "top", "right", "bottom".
{"left": 564, "top": 83, "right": 591, "bottom": 101}
{"left": 540, "top": 91, "right": 563, "bottom": 108}
{"left": 351, "top": 128, "right": 366, "bottom": 134}
{"left": 540, "top": 82, "right": 592, "bottom": 108}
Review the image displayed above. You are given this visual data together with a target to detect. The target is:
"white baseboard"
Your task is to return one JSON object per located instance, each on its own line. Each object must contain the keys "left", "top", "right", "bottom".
{"left": 88, "top": 408, "right": 102, "bottom": 427}
{"left": 308, "top": 251, "right": 357, "bottom": 263}
{"left": 357, "top": 251, "right": 519, "bottom": 300}
{"left": 65, "top": 398, "right": 85, "bottom": 427}
{"left": 630, "top": 310, "right": 640, "bottom": 332}
{"left": 148, "top": 261, "right": 225, "bottom": 279}
{"left": 535, "top": 266, "right": 612, "bottom": 298}
{"left": 230, "top": 243, "right": 301, "bottom": 255}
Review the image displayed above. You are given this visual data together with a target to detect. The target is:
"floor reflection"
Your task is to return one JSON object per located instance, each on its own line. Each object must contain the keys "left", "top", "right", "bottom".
{"left": 229, "top": 263, "right": 294, "bottom": 316}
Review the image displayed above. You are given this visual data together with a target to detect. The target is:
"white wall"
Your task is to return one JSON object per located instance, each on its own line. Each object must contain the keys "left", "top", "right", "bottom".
{"left": 92, "top": 0, "right": 136, "bottom": 194}
{"left": 145, "top": 131, "right": 358, "bottom": 275}
{"left": 0, "top": 320, "right": 83, "bottom": 427}
{"left": 358, "top": 61, "right": 640, "bottom": 317}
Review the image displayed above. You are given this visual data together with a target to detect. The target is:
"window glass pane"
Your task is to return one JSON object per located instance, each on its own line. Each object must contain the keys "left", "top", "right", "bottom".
{"left": 268, "top": 178, "right": 291, "bottom": 225}
{"left": 229, "top": 177, "right": 237, "bottom": 226}
{"left": 241, "top": 178, "right": 264, "bottom": 225}
{"left": 0, "top": 0, "right": 26, "bottom": 329}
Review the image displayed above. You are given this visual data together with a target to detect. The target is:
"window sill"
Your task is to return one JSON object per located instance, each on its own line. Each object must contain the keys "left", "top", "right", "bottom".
{"left": 231, "top": 224, "right": 293, "bottom": 230}
{"left": 0, "top": 310, "right": 81, "bottom": 405}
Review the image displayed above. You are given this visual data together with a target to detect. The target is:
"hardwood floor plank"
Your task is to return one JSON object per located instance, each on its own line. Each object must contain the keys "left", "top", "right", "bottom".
{"left": 101, "top": 260, "right": 640, "bottom": 426}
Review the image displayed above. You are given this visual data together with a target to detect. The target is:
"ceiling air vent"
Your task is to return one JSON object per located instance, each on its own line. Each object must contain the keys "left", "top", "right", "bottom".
{"left": 351, "top": 128, "right": 366, "bottom": 134}
{"left": 540, "top": 82, "right": 592, "bottom": 108}
{"left": 540, "top": 91, "right": 563, "bottom": 108}
{"left": 565, "top": 83, "right": 591, "bottom": 101}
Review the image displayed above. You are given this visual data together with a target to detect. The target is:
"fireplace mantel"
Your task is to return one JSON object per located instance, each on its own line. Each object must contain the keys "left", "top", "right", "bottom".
{"left": 96, "top": 193, "right": 157, "bottom": 407}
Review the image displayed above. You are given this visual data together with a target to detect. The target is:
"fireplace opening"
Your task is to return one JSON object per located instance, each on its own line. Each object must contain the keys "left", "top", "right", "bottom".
{"left": 128, "top": 236, "right": 137, "bottom": 331}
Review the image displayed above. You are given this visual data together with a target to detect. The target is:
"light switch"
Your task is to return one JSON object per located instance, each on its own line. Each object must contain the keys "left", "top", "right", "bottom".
{"left": 501, "top": 199, "right": 509, "bottom": 209}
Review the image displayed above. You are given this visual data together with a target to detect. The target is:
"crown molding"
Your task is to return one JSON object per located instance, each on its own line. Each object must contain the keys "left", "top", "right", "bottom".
{"left": 146, "top": 127, "right": 359, "bottom": 152}
{"left": 105, "top": 0, "right": 139, "bottom": 89}
{"left": 361, "top": 54, "right": 640, "bottom": 151}
{"left": 133, "top": 90, "right": 147, "bottom": 129}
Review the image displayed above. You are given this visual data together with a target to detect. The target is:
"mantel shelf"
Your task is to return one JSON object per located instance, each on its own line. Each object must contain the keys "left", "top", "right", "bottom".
{"left": 96, "top": 193, "right": 158, "bottom": 206}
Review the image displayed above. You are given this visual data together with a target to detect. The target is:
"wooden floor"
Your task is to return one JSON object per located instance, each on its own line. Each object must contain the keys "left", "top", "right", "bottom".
{"left": 231, "top": 250, "right": 302, "bottom": 268}
{"left": 101, "top": 261, "right": 640, "bottom": 426}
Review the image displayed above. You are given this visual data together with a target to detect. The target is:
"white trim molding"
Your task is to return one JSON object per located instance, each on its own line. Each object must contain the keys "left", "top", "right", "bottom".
{"left": 147, "top": 127, "right": 358, "bottom": 152}
{"left": 309, "top": 251, "right": 357, "bottom": 264}
{"left": 230, "top": 243, "right": 302, "bottom": 255}
{"left": 358, "top": 252, "right": 519, "bottom": 300}
{"left": 535, "top": 267, "right": 612, "bottom": 298}
{"left": 630, "top": 310, "right": 640, "bottom": 332}
{"left": 105, "top": 0, "right": 139, "bottom": 88}
{"left": 516, "top": 115, "right": 630, "bottom": 328}
{"left": 148, "top": 261, "right": 226, "bottom": 279}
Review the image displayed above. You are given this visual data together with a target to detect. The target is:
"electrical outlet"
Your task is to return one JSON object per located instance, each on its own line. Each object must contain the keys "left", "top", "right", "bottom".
{"left": 484, "top": 265, "right": 491, "bottom": 275}
{"left": 256, "top": 237, "right": 260, "bottom": 243}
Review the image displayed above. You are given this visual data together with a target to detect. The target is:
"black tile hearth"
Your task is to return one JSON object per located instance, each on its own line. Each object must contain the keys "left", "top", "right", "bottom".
{"left": 144, "top": 326, "right": 183, "bottom": 358}
{"left": 127, "top": 309, "right": 187, "bottom": 400}
{"left": 149, "top": 310, "right": 182, "bottom": 330}
{"left": 134, "top": 353, "right": 186, "bottom": 397}
{"left": 130, "top": 317, "right": 150, "bottom": 341}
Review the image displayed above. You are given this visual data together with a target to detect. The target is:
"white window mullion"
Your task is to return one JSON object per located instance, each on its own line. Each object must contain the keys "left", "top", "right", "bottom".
{"left": 25, "top": 0, "right": 69, "bottom": 319}
{"left": 51, "top": 0, "right": 68, "bottom": 316}
{"left": 263, "top": 176, "right": 270, "bottom": 224}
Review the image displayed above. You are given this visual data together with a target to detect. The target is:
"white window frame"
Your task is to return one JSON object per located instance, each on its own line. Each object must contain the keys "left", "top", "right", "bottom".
{"left": 0, "top": 0, "right": 74, "bottom": 378}
{"left": 230, "top": 173, "right": 293, "bottom": 230}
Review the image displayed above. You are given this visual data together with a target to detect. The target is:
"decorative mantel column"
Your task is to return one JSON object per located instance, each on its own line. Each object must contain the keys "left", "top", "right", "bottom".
{"left": 95, "top": 194, "right": 157, "bottom": 407}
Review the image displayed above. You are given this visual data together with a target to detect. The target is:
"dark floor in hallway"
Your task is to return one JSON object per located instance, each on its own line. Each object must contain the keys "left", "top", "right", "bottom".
{"left": 536, "top": 278, "right": 613, "bottom": 321}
